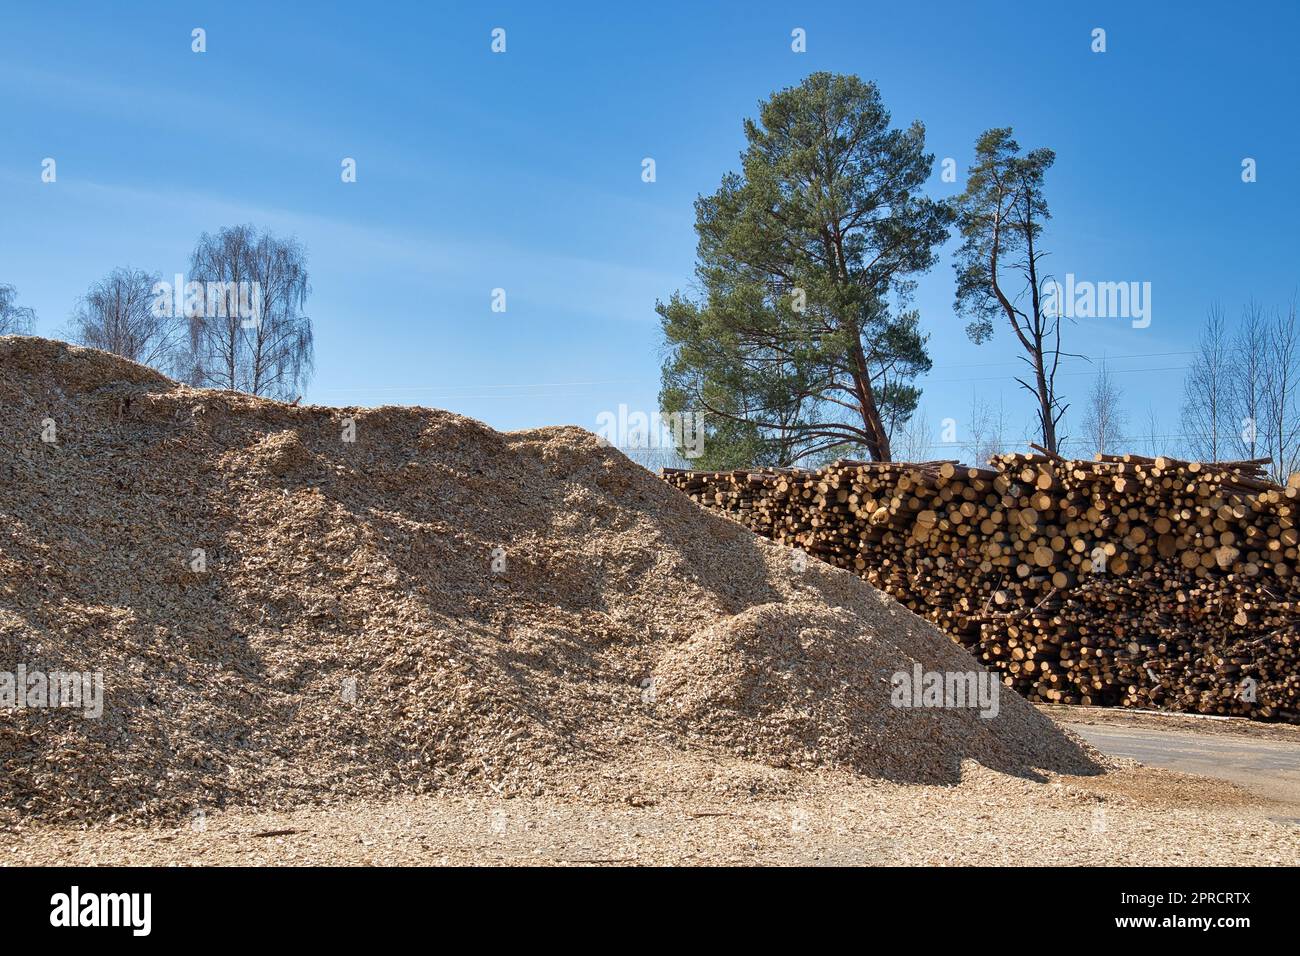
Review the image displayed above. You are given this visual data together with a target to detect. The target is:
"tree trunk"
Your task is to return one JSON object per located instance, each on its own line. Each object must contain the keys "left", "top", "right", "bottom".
{"left": 1033, "top": 355, "right": 1058, "bottom": 455}
{"left": 850, "top": 339, "right": 892, "bottom": 460}
{"left": 1023, "top": 208, "right": 1059, "bottom": 456}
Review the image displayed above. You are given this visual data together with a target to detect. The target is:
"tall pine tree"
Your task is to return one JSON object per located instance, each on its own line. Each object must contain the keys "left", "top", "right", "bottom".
{"left": 658, "top": 73, "right": 952, "bottom": 467}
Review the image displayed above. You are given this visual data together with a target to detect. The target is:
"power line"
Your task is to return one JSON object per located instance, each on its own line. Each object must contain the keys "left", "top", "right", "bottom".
{"left": 929, "top": 365, "right": 1189, "bottom": 385}
{"left": 921, "top": 350, "right": 1196, "bottom": 371}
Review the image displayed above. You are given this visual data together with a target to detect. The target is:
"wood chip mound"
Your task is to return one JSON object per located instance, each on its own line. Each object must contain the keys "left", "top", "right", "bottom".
{"left": 0, "top": 337, "right": 1099, "bottom": 825}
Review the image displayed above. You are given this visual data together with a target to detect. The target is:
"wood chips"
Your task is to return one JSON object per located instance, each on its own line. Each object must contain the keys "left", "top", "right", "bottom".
{"left": 1, "top": 337, "right": 1097, "bottom": 825}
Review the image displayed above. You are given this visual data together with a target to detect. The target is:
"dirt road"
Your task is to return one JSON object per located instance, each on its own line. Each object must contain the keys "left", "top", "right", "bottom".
{"left": 1067, "top": 723, "right": 1300, "bottom": 809}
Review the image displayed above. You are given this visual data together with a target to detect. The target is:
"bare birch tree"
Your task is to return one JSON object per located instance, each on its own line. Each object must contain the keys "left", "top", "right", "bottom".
{"left": 1181, "top": 304, "right": 1230, "bottom": 462}
{"left": 968, "top": 393, "right": 1008, "bottom": 465}
{"left": 1144, "top": 405, "right": 1164, "bottom": 458}
{"left": 70, "top": 267, "right": 182, "bottom": 372}
{"left": 0, "top": 283, "right": 36, "bottom": 335}
{"left": 891, "top": 403, "right": 933, "bottom": 463}
{"left": 1261, "top": 299, "right": 1300, "bottom": 481}
{"left": 1227, "top": 300, "right": 1267, "bottom": 460}
{"left": 184, "top": 225, "right": 314, "bottom": 399}
{"left": 1081, "top": 358, "right": 1127, "bottom": 456}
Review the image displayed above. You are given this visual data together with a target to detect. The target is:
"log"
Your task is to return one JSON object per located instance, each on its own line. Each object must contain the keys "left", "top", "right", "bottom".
{"left": 662, "top": 454, "right": 1300, "bottom": 722}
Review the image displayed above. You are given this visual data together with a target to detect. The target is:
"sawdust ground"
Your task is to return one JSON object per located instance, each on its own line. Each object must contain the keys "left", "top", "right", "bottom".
{"left": 6, "top": 754, "right": 1297, "bottom": 866}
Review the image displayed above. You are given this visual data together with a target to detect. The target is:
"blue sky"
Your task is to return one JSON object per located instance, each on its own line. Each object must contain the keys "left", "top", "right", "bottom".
{"left": 3, "top": 0, "right": 1297, "bottom": 458}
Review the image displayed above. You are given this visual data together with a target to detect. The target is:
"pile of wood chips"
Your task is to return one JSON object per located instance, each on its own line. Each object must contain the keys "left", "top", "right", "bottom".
{"left": 0, "top": 337, "right": 1098, "bottom": 824}
{"left": 663, "top": 453, "right": 1300, "bottom": 722}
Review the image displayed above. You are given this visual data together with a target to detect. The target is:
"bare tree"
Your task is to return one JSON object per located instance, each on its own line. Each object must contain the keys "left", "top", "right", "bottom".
{"left": 1143, "top": 404, "right": 1164, "bottom": 458}
{"left": 1181, "top": 304, "right": 1230, "bottom": 462}
{"left": 69, "top": 267, "right": 182, "bottom": 372}
{"left": 892, "top": 403, "right": 933, "bottom": 463}
{"left": 0, "top": 283, "right": 36, "bottom": 335}
{"left": 1227, "top": 300, "right": 1267, "bottom": 460}
{"left": 1081, "top": 358, "right": 1128, "bottom": 456}
{"left": 184, "top": 225, "right": 314, "bottom": 399}
{"left": 967, "top": 393, "right": 1008, "bottom": 466}
{"left": 621, "top": 445, "right": 692, "bottom": 473}
{"left": 1261, "top": 299, "right": 1300, "bottom": 482}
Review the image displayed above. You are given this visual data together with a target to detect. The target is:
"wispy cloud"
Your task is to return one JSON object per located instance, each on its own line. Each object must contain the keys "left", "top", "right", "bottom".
{"left": 1, "top": 172, "right": 678, "bottom": 323}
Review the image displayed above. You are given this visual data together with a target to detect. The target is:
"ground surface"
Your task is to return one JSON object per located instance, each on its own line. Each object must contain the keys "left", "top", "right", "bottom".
{"left": 6, "top": 740, "right": 1300, "bottom": 866}
{"left": 1038, "top": 704, "right": 1300, "bottom": 806}
{"left": 1066, "top": 725, "right": 1300, "bottom": 806}
{"left": 1041, "top": 703, "right": 1300, "bottom": 743}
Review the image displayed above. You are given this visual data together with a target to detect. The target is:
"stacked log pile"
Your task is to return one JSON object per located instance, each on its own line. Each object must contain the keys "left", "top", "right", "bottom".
{"left": 663, "top": 454, "right": 1300, "bottom": 721}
